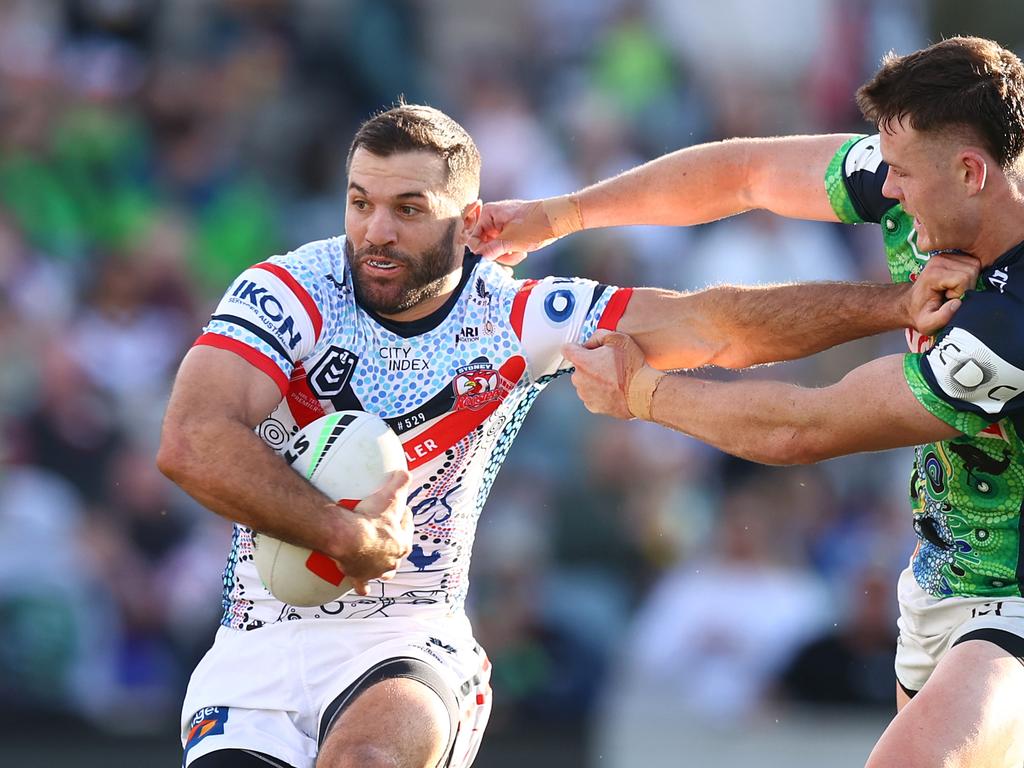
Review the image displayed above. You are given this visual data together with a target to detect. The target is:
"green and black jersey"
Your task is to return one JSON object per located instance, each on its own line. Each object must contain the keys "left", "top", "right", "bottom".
{"left": 827, "top": 135, "right": 1024, "bottom": 599}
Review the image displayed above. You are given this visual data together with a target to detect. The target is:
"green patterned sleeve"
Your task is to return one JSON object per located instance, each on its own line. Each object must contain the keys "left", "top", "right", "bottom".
{"left": 903, "top": 353, "right": 992, "bottom": 436}
{"left": 824, "top": 136, "right": 868, "bottom": 224}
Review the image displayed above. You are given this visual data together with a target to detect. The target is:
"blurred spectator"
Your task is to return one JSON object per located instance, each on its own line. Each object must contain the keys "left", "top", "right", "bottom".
{"left": 779, "top": 566, "right": 898, "bottom": 709}
{"left": 621, "top": 471, "right": 831, "bottom": 721}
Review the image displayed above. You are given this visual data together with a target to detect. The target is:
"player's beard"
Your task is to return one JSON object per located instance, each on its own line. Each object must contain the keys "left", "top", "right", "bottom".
{"left": 345, "top": 220, "right": 461, "bottom": 316}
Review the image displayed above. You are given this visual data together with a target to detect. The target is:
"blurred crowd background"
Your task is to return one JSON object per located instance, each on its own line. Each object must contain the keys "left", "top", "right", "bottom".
{"left": 1, "top": 1, "right": 1021, "bottom": 765}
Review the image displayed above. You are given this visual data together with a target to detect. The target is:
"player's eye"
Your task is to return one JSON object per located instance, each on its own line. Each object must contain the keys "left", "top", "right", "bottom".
{"left": 397, "top": 205, "right": 420, "bottom": 216}
{"left": 350, "top": 198, "right": 369, "bottom": 211}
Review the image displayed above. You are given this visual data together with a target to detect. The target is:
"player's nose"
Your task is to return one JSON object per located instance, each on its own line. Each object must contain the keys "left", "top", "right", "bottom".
{"left": 881, "top": 169, "right": 902, "bottom": 202}
{"left": 364, "top": 209, "right": 398, "bottom": 246}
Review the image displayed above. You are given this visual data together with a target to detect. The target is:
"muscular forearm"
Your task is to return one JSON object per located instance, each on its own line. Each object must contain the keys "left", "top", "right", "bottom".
{"left": 695, "top": 281, "right": 912, "bottom": 368}
{"left": 646, "top": 375, "right": 827, "bottom": 465}
{"left": 629, "top": 281, "right": 912, "bottom": 370}
{"left": 159, "top": 415, "right": 349, "bottom": 558}
{"left": 575, "top": 135, "right": 852, "bottom": 229}
{"left": 577, "top": 140, "right": 756, "bottom": 228}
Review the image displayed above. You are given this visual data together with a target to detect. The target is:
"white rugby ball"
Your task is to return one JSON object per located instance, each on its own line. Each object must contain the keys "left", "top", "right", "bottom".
{"left": 253, "top": 410, "right": 407, "bottom": 607}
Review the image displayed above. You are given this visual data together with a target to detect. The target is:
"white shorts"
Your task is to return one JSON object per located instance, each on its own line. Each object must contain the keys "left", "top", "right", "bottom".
{"left": 180, "top": 615, "right": 491, "bottom": 768}
{"left": 895, "top": 564, "right": 1024, "bottom": 693}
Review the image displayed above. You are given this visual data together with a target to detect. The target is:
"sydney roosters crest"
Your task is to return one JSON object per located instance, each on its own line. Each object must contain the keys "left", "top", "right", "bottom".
{"left": 453, "top": 356, "right": 511, "bottom": 411}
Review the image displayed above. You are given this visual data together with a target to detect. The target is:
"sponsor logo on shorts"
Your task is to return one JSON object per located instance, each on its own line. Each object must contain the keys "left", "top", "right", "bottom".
{"left": 184, "top": 706, "right": 229, "bottom": 763}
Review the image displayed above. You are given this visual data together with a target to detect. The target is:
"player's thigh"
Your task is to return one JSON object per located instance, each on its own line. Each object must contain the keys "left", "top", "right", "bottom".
{"left": 867, "top": 638, "right": 1024, "bottom": 768}
{"left": 317, "top": 674, "right": 453, "bottom": 768}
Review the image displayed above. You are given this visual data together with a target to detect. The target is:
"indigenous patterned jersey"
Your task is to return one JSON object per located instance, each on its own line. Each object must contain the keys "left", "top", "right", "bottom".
{"left": 196, "top": 237, "right": 631, "bottom": 629}
{"left": 827, "top": 135, "right": 1024, "bottom": 599}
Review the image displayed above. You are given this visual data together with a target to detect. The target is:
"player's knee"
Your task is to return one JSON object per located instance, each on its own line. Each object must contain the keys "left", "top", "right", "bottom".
{"left": 317, "top": 711, "right": 449, "bottom": 768}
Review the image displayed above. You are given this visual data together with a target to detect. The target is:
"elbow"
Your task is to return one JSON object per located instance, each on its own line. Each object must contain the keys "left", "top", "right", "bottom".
{"left": 709, "top": 343, "right": 759, "bottom": 370}
{"left": 156, "top": 420, "right": 202, "bottom": 486}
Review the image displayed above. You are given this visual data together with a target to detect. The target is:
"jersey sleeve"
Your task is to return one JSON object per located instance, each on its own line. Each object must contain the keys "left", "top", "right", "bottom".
{"left": 825, "top": 134, "right": 898, "bottom": 224}
{"left": 510, "top": 276, "right": 633, "bottom": 380}
{"left": 903, "top": 289, "right": 1024, "bottom": 435}
{"left": 194, "top": 255, "right": 328, "bottom": 396}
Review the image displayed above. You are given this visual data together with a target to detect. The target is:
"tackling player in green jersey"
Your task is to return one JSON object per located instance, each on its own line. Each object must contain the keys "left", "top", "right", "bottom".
{"left": 472, "top": 36, "right": 1024, "bottom": 768}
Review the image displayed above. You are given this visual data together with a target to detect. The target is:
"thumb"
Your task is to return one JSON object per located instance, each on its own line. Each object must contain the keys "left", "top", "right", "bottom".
{"left": 930, "top": 298, "right": 961, "bottom": 329}
{"left": 475, "top": 239, "right": 511, "bottom": 261}
{"left": 359, "top": 469, "right": 410, "bottom": 509}
{"left": 561, "top": 342, "right": 586, "bottom": 366}
{"left": 598, "top": 331, "right": 637, "bottom": 353}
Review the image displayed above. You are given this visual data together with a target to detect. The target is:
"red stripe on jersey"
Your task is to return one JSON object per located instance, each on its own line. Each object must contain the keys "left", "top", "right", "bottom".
{"left": 253, "top": 262, "right": 324, "bottom": 341}
{"left": 401, "top": 356, "right": 526, "bottom": 469}
{"left": 978, "top": 421, "right": 1008, "bottom": 441}
{"left": 596, "top": 287, "right": 633, "bottom": 331}
{"left": 510, "top": 279, "right": 538, "bottom": 339}
{"left": 337, "top": 499, "right": 359, "bottom": 510}
{"left": 286, "top": 362, "right": 326, "bottom": 428}
{"left": 305, "top": 551, "right": 346, "bottom": 586}
{"left": 194, "top": 333, "right": 289, "bottom": 395}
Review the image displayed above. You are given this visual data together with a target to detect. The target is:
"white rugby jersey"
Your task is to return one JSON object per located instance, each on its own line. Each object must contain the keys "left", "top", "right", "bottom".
{"left": 196, "top": 236, "right": 632, "bottom": 630}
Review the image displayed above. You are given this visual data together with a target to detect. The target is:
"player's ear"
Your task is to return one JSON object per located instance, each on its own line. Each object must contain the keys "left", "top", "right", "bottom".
{"left": 959, "top": 149, "right": 988, "bottom": 196}
{"left": 458, "top": 199, "right": 482, "bottom": 243}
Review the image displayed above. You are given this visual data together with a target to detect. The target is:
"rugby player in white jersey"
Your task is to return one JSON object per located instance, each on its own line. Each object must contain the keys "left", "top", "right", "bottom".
{"left": 472, "top": 36, "right": 1024, "bottom": 768}
{"left": 158, "top": 103, "right": 971, "bottom": 768}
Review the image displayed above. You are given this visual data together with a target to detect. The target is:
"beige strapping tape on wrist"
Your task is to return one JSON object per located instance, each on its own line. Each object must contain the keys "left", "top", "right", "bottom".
{"left": 627, "top": 367, "right": 666, "bottom": 421}
{"left": 541, "top": 195, "right": 584, "bottom": 238}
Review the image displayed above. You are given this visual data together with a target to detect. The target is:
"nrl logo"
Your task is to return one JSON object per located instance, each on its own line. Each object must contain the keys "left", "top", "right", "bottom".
{"left": 452, "top": 356, "right": 511, "bottom": 411}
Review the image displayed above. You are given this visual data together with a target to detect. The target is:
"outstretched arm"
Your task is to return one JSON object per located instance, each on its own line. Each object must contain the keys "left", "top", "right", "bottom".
{"left": 615, "top": 253, "right": 978, "bottom": 371}
{"left": 566, "top": 340, "right": 959, "bottom": 465}
{"left": 470, "top": 134, "right": 855, "bottom": 261}
{"left": 157, "top": 346, "right": 412, "bottom": 589}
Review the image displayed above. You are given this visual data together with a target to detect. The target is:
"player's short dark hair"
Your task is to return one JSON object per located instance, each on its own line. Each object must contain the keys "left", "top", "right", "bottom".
{"left": 347, "top": 102, "right": 481, "bottom": 204}
{"left": 856, "top": 36, "right": 1024, "bottom": 168}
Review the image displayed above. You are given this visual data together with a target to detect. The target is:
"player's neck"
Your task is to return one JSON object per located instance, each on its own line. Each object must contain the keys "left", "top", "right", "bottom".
{"left": 971, "top": 194, "right": 1024, "bottom": 268}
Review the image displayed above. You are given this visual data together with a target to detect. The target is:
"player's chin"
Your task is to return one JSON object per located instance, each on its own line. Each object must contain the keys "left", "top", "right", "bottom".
{"left": 359, "top": 285, "right": 409, "bottom": 315}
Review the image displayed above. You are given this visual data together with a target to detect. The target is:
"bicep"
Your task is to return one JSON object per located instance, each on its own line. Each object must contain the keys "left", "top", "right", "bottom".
{"left": 745, "top": 134, "right": 856, "bottom": 222}
{"left": 166, "top": 346, "right": 284, "bottom": 429}
{"left": 808, "top": 355, "right": 961, "bottom": 458}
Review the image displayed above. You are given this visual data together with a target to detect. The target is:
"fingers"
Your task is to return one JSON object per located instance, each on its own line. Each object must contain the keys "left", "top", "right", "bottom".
{"left": 582, "top": 329, "right": 614, "bottom": 350}
{"left": 919, "top": 253, "right": 980, "bottom": 296}
{"left": 475, "top": 238, "right": 513, "bottom": 261}
{"left": 494, "top": 251, "right": 528, "bottom": 267}
{"left": 599, "top": 331, "right": 642, "bottom": 355}
{"left": 468, "top": 200, "right": 526, "bottom": 254}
